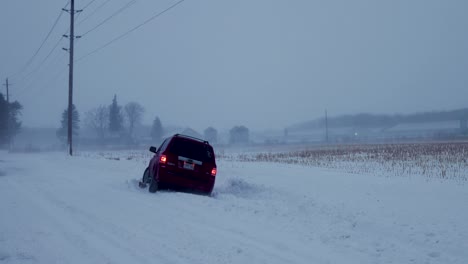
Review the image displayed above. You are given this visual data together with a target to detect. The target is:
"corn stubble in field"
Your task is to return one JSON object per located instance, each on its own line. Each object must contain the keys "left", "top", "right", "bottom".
{"left": 224, "top": 143, "right": 468, "bottom": 181}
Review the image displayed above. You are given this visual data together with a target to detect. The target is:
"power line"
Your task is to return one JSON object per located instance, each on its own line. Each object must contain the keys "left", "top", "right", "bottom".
{"left": 39, "top": 36, "right": 67, "bottom": 68}
{"left": 81, "top": 0, "right": 99, "bottom": 10}
{"left": 21, "top": 36, "right": 66, "bottom": 82}
{"left": 72, "top": 0, "right": 98, "bottom": 22}
{"left": 26, "top": 66, "right": 68, "bottom": 101}
{"left": 17, "top": 0, "right": 99, "bottom": 89}
{"left": 9, "top": 1, "right": 70, "bottom": 79}
{"left": 76, "top": 0, "right": 112, "bottom": 26}
{"left": 15, "top": 52, "right": 68, "bottom": 96}
{"left": 76, "top": 0, "right": 186, "bottom": 62}
{"left": 81, "top": 0, "right": 137, "bottom": 37}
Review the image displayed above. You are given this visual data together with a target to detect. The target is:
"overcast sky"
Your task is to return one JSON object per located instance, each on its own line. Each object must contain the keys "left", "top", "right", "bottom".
{"left": 1, "top": 0, "right": 468, "bottom": 132}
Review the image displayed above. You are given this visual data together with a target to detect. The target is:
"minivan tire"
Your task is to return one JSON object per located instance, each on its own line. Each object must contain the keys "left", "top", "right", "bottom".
{"left": 142, "top": 167, "right": 150, "bottom": 184}
{"left": 149, "top": 175, "right": 159, "bottom": 193}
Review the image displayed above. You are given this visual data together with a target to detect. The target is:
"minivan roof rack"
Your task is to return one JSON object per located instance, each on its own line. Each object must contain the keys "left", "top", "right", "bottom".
{"left": 174, "top": 133, "right": 209, "bottom": 144}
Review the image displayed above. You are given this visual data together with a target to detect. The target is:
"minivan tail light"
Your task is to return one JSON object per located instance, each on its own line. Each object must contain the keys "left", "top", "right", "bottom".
{"left": 160, "top": 155, "right": 167, "bottom": 164}
{"left": 211, "top": 168, "right": 217, "bottom": 176}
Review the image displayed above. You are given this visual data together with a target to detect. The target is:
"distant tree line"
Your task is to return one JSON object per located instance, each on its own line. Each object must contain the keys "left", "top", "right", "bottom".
{"left": 0, "top": 90, "right": 253, "bottom": 148}
{"left": 56, "top": 95, "right": 164, "bottom": 146}
{"left": 229, "top": 125, "right": 249, "bottom": 144}
{"left": 294, "top": 108, "right": 468, "bottom": 130}
{"left": 204, "top": 127, "right": 217, "bottom": 144}
{"left": 54, "top": 95, "right": 255, "bottom": 147}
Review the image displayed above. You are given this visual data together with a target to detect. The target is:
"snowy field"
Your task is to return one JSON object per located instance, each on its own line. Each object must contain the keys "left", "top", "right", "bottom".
{"left": 1, "top": 145, "right": 468, "bottom": 264}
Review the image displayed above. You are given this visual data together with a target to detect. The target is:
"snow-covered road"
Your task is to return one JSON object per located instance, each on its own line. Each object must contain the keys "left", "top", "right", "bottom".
{"left": 1, "top": 151, "right": 467, "bottom": 264}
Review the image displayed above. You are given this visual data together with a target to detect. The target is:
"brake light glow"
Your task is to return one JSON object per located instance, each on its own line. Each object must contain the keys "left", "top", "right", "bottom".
{"left": 211, "top": 168, "right": 217, "bottom": 176}
{"left": 160, "top": 155, "right": 167, "bottom": 164}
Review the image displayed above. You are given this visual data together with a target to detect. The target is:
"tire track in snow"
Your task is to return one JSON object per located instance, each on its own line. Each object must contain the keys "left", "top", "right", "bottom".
{"left": 136, "top": 180, "right": 341, "bottom": 263}
{"left": 1, "top": 179, "right": 111, "bottom": 263}
{"left": 2, "top": 156, "right": 181, "bottom": 264}
{"left": 34, "top": 182, "right": 185, "bottom": 264}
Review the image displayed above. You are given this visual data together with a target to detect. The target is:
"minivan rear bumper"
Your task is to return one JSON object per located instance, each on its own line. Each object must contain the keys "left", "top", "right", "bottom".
{"left": 158, "top": 167, "right": 215, "bottom": 194}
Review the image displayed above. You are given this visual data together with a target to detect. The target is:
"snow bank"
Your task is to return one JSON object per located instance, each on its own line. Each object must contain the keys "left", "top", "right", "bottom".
{"left": 1, "top": 151, "right": 467, "bottom": 264}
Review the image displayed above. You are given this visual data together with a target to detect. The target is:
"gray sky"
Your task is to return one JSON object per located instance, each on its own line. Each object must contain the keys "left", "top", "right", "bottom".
{"left": 1, "top": 0, "right": 468, "bottom": 132}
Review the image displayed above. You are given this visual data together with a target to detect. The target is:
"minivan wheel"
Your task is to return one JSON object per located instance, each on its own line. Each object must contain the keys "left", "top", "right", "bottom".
{"left": 148, "top": 175, "right": 159, "bottom": 193}
{"left": 142, "top": 167, "right": 150, "bottom": 184}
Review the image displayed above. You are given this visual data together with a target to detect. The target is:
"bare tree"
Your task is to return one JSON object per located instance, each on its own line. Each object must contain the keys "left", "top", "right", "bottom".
{"left": 124, "top": 102, "right": 145, "bottom": 139}
{"left": 229, "top": 125, "right": 249, "bottom": 144}
{"left": 204, "top": 126, "right": 217, "bottom": 144}
{"left": 85, "top": 105, "right": 109, "bottom": 140}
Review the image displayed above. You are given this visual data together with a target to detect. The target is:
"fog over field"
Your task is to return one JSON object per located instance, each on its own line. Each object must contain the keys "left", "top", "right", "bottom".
{"left": 1, "top": 0, "right": 468, "bottom": 132}
{"left": 1, "top": 2, "right": 468, "bottom": 263}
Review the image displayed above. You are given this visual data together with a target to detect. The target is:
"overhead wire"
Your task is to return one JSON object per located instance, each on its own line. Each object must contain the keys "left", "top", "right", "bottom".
{"left": 81, "top": 0, "right": 137, "bottom": 37}
{"left": 15, "top": 52, "right": 68, "bottom": 96}
{"left": 25, "top": 66, "right": 69, "bottom": 101}
{"left": 15, "top": 0, "right": 98, "bottom": 96}
{"left": 18, "top": 0, "right": 102, "bottom": 89}
{"left": 73, "top": 0, "right": 99, "bottom": 23}
{"left": 76, "top": 0, "right": 112, "bottom": 26}
{"left": 21, "top": 36, "right": 66, "bottom": 82}
{"left": 9, "top": 1, "right": 70, "bottom": 79}
{"left": 76, "top": 0, "right": 186, "bottom": 62}
{"left": 15, "top": 0, "right": 186, "bottom": 101}
{"left": 81, "top": 0, "right": 99, "bottom": 11}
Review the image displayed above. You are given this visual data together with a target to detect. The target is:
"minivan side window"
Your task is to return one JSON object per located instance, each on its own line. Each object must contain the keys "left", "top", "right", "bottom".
{"left": 158, "top": 138, "right": 170, "bottom": 152}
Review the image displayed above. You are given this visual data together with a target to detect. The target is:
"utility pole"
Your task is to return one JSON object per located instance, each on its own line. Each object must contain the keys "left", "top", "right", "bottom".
{"left": 63, "top": 0, "right": 81, "bottom": 156}
{"left": 67, "top": 0, "right": 75, "bottom": 156}
{"left": 325, "top": 109, "right": 329, "bottom": 144}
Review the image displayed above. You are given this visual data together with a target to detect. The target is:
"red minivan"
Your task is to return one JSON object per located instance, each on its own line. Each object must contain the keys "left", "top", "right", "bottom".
{"left": 140, "top": 134, "right": 217, "bottom": 195}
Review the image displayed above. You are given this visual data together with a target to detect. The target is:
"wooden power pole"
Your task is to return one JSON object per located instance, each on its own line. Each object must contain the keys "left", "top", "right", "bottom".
{"left": 64, "top": 0, "right": 76, "bottom": 156}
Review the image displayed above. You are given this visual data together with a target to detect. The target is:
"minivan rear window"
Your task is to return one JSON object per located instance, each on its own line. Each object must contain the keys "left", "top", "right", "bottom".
{"left": 168, "top": 138, "right": 214, "bottom": 163}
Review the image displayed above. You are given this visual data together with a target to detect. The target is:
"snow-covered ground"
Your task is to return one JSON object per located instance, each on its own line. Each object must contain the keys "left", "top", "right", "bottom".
{"left": 1, "top": 150, "right": 467, "bottom": 264}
